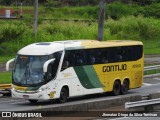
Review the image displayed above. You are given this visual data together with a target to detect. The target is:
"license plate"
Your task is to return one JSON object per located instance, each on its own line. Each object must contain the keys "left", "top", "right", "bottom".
{"left": 23, "top": 95, "right": 29, "bottom": 99}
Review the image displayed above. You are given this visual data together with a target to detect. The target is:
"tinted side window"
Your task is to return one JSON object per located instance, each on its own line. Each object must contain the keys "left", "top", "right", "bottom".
{"left": 96, "top": 49, "right": 109, "bottom": 64}
{"left": 86, "top": 49, "right": 97, "bottom": 65}
{"left": 61, "top": 50, "right": 88, "bottom": 71}
{"left": 61, "top": 50, "right": 75, "bottom": 71}
{"left": 54, "top": 51, "right": 63, "bottom": 63}
{"left": 108, "top": 45, "right": 143, "bottom": 63}
{"left": 108, "top": 47, "right": 123, "bottom": 62}
{"left": 133, "top": 45, "right": 143, "bottom": 60}
{"left": 61, "top": 45, "right": 143, "bottom": 70}
{"left": 47, "top": 51, "right": 62, "bottom": 80}
{"left": 84, "top": 49, "right": 109, "bottom": 65}
{"left": 75, "top": 50, "right": 87, "bottom": 66}
{"left": 125, "top": 45, "right": 143, "bottom": 61}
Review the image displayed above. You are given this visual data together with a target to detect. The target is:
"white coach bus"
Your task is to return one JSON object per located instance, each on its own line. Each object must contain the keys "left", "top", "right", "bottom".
{"left": 6, "top": 40, "right": 144, "bottom": 103}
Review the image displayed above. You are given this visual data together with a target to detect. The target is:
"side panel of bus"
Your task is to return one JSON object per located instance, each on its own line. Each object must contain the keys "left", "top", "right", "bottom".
{"left": 59, "top": 45, "right": 143, "bottom": 97}
{"left": 58, "top": 67, "right": 84, "bottom": 97}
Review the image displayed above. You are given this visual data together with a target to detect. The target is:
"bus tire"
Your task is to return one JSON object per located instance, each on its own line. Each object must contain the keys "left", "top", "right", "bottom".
{"left": 121, "top": 80, "right": 129, "bottom": 95}
{"left": 112, "top": 81, "right": 121, "bottom": 96}
{"left": 29, "top": 99, "right": 38, "bottom": 104}
{"left": 58, "top": 87, "right": 68, "bottom": 103}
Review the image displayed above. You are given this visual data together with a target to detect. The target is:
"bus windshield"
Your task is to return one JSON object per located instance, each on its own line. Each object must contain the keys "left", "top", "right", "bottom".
{"left": 13, "top": 55, "right": 49, "bottom": 86}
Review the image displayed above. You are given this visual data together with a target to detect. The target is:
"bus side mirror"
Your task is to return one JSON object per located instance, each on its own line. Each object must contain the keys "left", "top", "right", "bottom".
{"left": 6, "top": 58, "right": 15, "bottom": 71}
{"left": 43, "top": 58, "right": 55, "bottom": 73}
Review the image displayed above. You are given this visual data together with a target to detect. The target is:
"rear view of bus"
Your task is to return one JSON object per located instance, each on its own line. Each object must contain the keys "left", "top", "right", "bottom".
{"left": 6, "top": 40, "right": 144, "bottom": 103}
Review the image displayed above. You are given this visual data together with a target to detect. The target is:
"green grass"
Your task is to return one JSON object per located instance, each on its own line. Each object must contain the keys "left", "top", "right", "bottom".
{"left": 2, "top": 2, "right": 160, "bottom": 20}
{"left": 1, "top": 16, "right": 160, "bottom": 56}
{"left": 105, "top": 16, "right": 160, "bottom": 41}
{"left": 144, "top": 47, "right": 160, "bottom": 54}
{"left": 144, "top": 69, "right": 160, "bottom": 75}
{"left": 1, "top": 5, "right": 160, "bottom": 56}
{"left": 0, "top": 56, "right": 15, "bottom": 63}
{"left": 0, "top": 72, "right": 12, "bottom": 84}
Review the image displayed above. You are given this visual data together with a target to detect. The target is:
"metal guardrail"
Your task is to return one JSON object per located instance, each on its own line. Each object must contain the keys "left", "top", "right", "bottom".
{"left": 126, "top": 64, "right": 160, "bottom": 110}
{"left": 144, "top": 65, "right": 160, "bottom": 71}
{"left": 125, "top": 98, "right": 160, "bottom": 109}
{"left": 0, "top": 84, "right": 11, "bottom": 96}
{"left": 144, "top": 65, "right": 160, "bottom": 75}
{"left": 0, "top": 84, "right": 11, "bottom": 90}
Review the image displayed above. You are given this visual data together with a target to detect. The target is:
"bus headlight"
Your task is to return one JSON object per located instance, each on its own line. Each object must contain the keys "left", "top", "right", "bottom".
{"left": 37, "top": 85, "right": 48, "bottom": 92}
{"left": 37, "top": 88, "right": 44, "bottom": 92}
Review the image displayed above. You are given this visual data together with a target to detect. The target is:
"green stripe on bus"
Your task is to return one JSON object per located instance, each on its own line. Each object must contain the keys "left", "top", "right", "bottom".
{"left": 74, "top": 66, "right": 95, "bottom": 89}
{"left": 83, "top": 66, "right": 104, "bottom": 88}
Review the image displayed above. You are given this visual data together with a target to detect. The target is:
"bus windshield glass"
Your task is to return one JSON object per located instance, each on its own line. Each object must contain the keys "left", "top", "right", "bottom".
{"left": 13, "top": 55, "right": 49, "bottom": 86}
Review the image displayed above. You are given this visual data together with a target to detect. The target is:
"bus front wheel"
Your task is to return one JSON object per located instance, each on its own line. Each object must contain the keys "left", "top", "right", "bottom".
{"left": 121, "top": 80, "right": 129, "bottom": 95}
{"left": 58, "top": 87, "right": 68, "bottom": 103}
{"left": 112, "top": 81, "right": 121, "bottom": 96}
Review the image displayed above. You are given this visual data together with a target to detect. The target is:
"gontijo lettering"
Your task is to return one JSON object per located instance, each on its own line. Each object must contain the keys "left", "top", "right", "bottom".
{"left": 102, "top": 64, "right": 127, "bottom": 72}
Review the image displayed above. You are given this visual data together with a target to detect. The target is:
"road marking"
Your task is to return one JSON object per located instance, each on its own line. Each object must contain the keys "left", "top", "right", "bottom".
{"left": 143, "top": 83, "right": 152, "bottom": 86}
{"left": 84, "top": 96, "right": 121, "bottom": 103}
{"left": 154, "top": 78, "right": 160, "bottom": 80}
{"left": 10, "top": 101, "right": 28, "bottom": 104}
{"left": 0, "top": 99, "right": 22, "bottom": 103}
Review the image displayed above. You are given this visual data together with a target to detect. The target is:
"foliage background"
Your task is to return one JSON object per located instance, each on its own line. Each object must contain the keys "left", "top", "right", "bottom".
{"left": 0, "top": 1, "right": 160, "bottom": 56}
{"left": 1, "top": 0, "right": 160, "bottom": 84}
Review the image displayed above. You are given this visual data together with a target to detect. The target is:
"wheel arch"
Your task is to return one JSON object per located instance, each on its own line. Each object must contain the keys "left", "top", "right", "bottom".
{"left": 114, "top": 79, "right": 121, "bottom": 85}
{"left": 60, "top": 85, "right": 70, "bottom": 97}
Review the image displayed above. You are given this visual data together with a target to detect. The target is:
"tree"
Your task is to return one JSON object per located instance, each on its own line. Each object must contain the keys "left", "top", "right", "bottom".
{"left": 132, "top": 0, "right": 160, "bottom": 5}
{"left": 0, "top": 0, "right": 12, "bottom": 5}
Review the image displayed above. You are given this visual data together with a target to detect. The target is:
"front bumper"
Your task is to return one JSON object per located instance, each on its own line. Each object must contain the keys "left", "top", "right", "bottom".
{"left": 11, "top": 89, "right": 51, "bottom": 100}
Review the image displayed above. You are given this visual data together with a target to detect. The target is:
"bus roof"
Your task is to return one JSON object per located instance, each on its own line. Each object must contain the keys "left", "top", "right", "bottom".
{"left": 18, "top": 40, "right": 143, "bottom": 55}
{"left": 81, "top": 40, "right": 143, "bottom": 48}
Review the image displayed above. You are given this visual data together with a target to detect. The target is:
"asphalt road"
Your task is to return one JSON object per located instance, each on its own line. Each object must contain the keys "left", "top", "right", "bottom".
{"left": 0, "top": 76, "right": 160, "bottom": 112}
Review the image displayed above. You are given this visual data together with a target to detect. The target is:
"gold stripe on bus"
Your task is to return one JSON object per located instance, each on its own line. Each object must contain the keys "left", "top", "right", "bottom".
{"left": 81, "top": 40, "right": 143, "bottom": 49}
{"left": 14, "top": 85, "right": 27, "bottom": 91}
